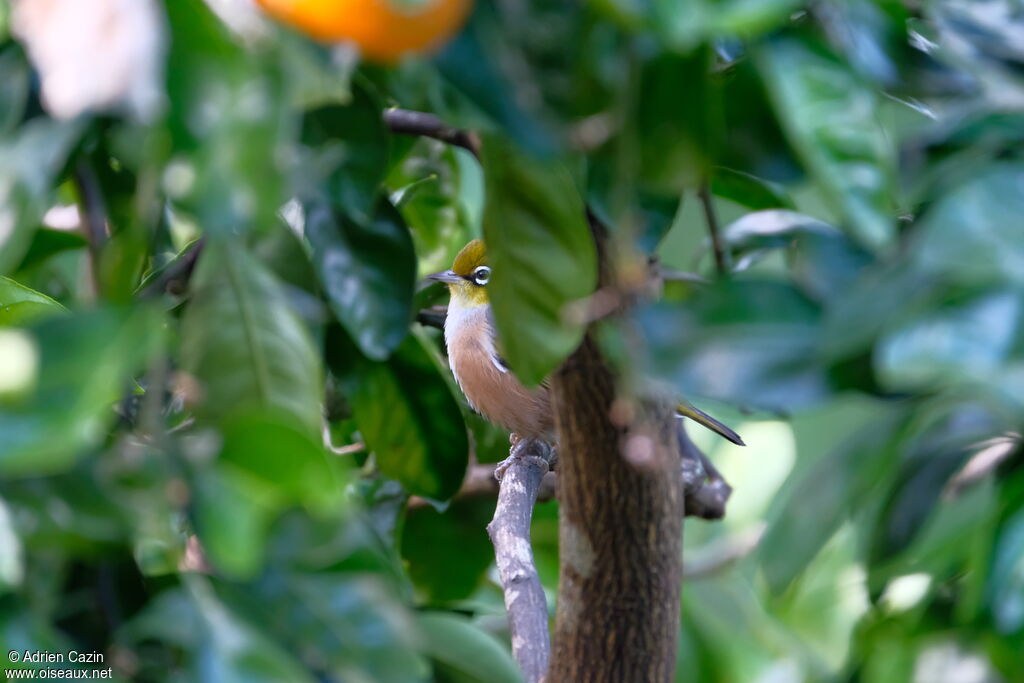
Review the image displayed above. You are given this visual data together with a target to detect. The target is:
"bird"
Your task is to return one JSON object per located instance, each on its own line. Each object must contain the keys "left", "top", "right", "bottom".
{"left": 428, "top": 239, "right": 745, "bottom": 446}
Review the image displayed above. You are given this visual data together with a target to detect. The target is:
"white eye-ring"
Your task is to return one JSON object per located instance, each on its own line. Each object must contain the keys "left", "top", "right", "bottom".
{"left": 472, "top": 266, "right": 491, "bottom": 286}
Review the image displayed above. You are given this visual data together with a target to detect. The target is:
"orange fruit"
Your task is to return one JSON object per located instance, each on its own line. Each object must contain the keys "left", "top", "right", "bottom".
{"left": 256, "top": 0, "right": 473, "bottom": 63}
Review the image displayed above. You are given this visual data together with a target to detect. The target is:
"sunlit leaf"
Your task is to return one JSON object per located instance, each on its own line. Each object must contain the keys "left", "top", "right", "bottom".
{"left": 416, "top": 612, "right": 522, "bottom": 683}
{"left": 0, "top": 276, "right": 66, "bottom": 326}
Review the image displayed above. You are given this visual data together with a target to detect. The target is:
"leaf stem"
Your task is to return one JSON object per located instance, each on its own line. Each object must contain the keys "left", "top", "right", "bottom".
{"left": 698, "top": 179, "right": 730, "bottom": 277}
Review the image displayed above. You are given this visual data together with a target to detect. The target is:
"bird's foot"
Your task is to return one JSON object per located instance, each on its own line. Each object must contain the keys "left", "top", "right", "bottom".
{"left": 494, "top": 436, "right": 554, "bottom": 482}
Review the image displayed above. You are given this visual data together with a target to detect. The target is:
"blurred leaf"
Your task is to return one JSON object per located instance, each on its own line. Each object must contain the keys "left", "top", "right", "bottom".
{"left": 181, "top": 241, "right": 322, "bottom": 434}
{"left": 300, "top": 83, "right": 389, "bottom": 225}
{"left": 0, "top": 307, "right": 162, "bottom": 475}
{"left": 306, "top": 198, "right": 416, "bottom": 360}
{"left": 0, "top": 44, "right": 29, "bottom": 135}
{"left": 278, "top": 33, "right": 353, "bottom": 110}
{"left": 760, "top": 406, "right": 906, "bottom": 594}
{"left": 15, "top": 228, "right": 87, "bottom": 273}
{"left": 0, "top": 276, "right": 66, "bottom": 326}
{"left": 640, "top": 280, "right": 829, "bottom": 412}
{"left": 914, "top": 162, "right": 1024, "bottom": 287}
{"left": 712, "top": 167, "right": 795, "bottom": 211}
{"left": 990, "top": 507, "right": 1024, "bottom": 634}
{"left": 757, "top": 36, "right": 895, "bottom": 250}
{"left": 0, "top": 118, "right": 83, "bottom": 274}
{"left": 876, "top": 289, "right": 1024, "bottom": 409}
{"left": 654, "top": 0, "right": 802, "bottom": 50}
{"left": 417, "top": 612, "right": 522, "bottom": 683}
{"left": 193, "top": 465, "right": 279, "bottom": 579}
{"left": 401, "top": 498, "right": 494, "bottom": 604}
{"left": 128, "top": 580, "right": 316, "bottom": 682}
{"left": 328, "top": 327, "right": 469, "bottom": 500}
{"left": 481, "top": 133, "right": 597, "bottom": 386}
{"left": 163, "top": 0, "right": 288, "bottom": 235}
{"left": 241, "top": 571, "right": 426, "bottom": 681}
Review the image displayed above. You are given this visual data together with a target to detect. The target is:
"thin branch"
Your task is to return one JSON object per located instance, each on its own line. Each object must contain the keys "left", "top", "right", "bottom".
{"left": 416, "top": 305, "right": 448, "bottom": 330}
{"left": 383, "top": 108, "right": 482, "bottom": 159}
{"left": 73, "top": 160, "right": 108, "bottom": 296}
{"left": 698, "top": 179, "right": 729, "bottom": 277}
{"left": 408, "top": 462, "right": 556, "bottom": 509}
{"left": 486, "top": 438, "right": 554, "bottom": 683}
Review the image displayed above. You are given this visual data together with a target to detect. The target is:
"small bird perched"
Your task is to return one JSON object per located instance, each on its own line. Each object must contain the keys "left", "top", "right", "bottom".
{"left": 429, "top": 239, "right": 745, "bottom": 446}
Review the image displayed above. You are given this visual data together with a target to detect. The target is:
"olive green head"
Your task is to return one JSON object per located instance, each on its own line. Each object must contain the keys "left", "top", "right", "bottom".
{"left": 427, "top": 239, "right": 491, "bottom": 308}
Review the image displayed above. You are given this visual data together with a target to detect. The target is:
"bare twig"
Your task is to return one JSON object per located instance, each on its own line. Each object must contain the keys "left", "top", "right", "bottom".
{"left": 416, "top": 305, "right": 448, "bottom": 330}
{"left": 73, "top": 160, "right": 108, "bottom": 295}
{"left": 408, "top": 462, "right": 556, "bottom": 509}
{"left": 383, "top": 108, "right": 481, "bottom": 159}
{"left": 698, "top": 179, "right": 730, "bottom": 277}
{"left": 486, "top": 438, "right": 554, "bottom": 683}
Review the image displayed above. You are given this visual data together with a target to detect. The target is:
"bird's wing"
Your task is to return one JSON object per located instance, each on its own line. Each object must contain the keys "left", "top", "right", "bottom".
{"left": 484, "top": 307, "right": 510, "bottom": 374}
{"left": 676, "top": 400, "right": 745, "bottom": 446}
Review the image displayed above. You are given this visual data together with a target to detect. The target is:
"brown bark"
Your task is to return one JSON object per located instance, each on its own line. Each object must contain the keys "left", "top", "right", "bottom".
{"left": 547, "top": 335, "right": 684, "bottom": 682}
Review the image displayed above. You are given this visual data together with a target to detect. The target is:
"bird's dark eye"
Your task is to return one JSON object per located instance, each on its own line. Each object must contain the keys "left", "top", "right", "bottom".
{"left": 471, "top": 266, "right": 491, "bottom": 286}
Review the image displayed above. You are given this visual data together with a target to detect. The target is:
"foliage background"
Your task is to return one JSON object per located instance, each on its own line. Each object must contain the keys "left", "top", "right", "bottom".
{"left": 1, "top": 0, "right": 1023, "bottom": 680}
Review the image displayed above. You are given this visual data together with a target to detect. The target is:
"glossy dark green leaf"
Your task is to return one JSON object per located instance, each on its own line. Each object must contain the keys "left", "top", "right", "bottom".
{"left": 163, "top": 0, "right": 288, "bottom": 235}
{"left": 0, "top": 307, "right": 163, "bottom": 475}
{"left": 306, "top": 198, "right": 416, "bottom": 360}
{"left": 181, "top": 242, "right": 322, "bottom": 434}
{"left": 401, "top": 498, "right": 495, "bottom": 604}
{"left": 0, "top": 118, "right": 83, "bottom": 274}
{"left": 328, "top": 327, "right": 469, "bottom": 500}
{"left": 481, "top": 133, "right": 597, "bottom": 386}
{"left": 0, "top": 276, "right": 66, "bottom": 326}
{"left": 416, "top": 612, "right": 522, "bottom": 683}
{"left": 757, "top": 36, "right": 896, "bottom": 250}
{"left": 640, "top": 280, "right": 829, "bottom": 412}
{"left": 913, "top": 163, "right": 1024, "bottom": 287}
{"left": 300, "top": 83, "right": 389, "bottom": 225}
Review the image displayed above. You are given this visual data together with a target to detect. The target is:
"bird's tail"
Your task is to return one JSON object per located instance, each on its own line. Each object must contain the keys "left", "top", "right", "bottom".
{"left": 676, "top": 401, "right": 745, "bottom": 446}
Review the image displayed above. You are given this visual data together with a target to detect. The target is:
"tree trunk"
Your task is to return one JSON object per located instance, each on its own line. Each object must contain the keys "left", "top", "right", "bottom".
{"left": 547, "top": 333, "right": 684, "bottom": 682}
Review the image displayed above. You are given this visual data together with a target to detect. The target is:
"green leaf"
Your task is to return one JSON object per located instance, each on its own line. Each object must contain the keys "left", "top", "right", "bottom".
{"left": 0, "top": 44, "right": 29, "bottom": 135}
{"left": 712, "top": 167, "right": 795, "bottom": 211}
{"left": 163, "top": 0, "right": 288, "bottom": 235}
{"left": 401, "top": 498, "right": 495, "bottom": 603}
{"left": 760, "top": 406, "right": 905, "bottom": 594}
{"left": 306, "top": 198, "right": 416, "bottom": 360}
{"left": 218, "top": 408, "right": 346, "bottom": 513}
{"left": 416, "top": 612, "right": 522, "bottom": 683}
{"left": 181, "top": 241, "right": 322, "bottom": 434}
{"left": 481, "top": 134, "right": 597, "bottom": 386}
{"left": 0, "top": 276, "right": 66, "bottom": 326}
{"left": 0, "top": 307, "right": 163, "bottom": 475}
{"left": 193, "top": 465, "right": 279, "bottom": 579}
{"left": 654, "top": 0, "right": 802, "bottom": 50}
{"left": 242, "top": 571, "right": 426, "bottom": 681}
{"left": 640, "top": 280, "right": 828, "bottom": 412}
{"left": 0, "top": 118, "right": 84, "bottom": 274}
{"left": 875, "top": 289, "right": 1024, "bottom": 411}
{"left": 14, "top": 228, "right": 87, "bottom": 273}
{"left": 300, "top": 83, "right": 389, "bottom": 225}
{"left": 327, "top": 327, "right": 469, "bottom": 500}
{"left": 757, "top": 36, "right": 896, "bottom": 250}
{"left": 913, "top": 163, "right": 1024, "bottom": 287}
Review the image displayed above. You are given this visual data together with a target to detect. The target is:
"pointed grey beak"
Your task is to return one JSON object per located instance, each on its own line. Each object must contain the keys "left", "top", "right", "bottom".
{"left": 427, "top": 270, "right": 464, "bottom": 284}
